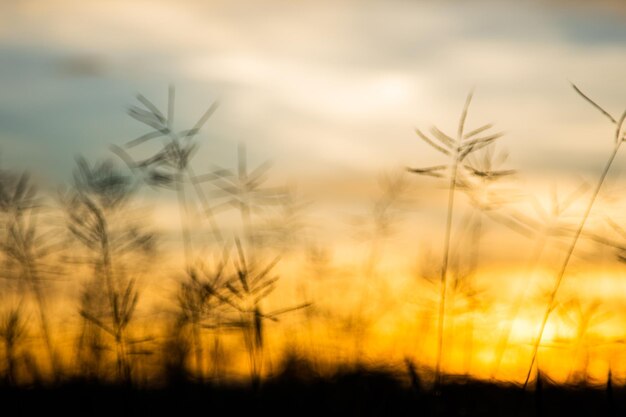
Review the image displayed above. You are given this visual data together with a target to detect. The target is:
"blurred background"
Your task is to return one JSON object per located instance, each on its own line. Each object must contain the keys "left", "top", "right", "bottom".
{"left": 0, "top": 0, "right": 625, "bottom": 386}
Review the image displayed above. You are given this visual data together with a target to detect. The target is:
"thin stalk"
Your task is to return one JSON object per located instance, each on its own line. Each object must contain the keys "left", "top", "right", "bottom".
{"left": 186, "top": 165, "right": 223, "bottom": 243}
{"left": 209, "top": 332, "right": 223, "bottom": 381}
{"left": 115, "top": 332, "right": 129, "bottom": 382}
{"left": 435, "top": 91, "right": 473, "bottom": 384}
{"left": 241, "top": 202, "right": 252, "bottom": 246}
{"left": 191, "top": 303, "right": 203, "bottom": 381}
{"left": 238, "top": 143, "right": 253, "bottom": 246}
{"left": 167, "top": 85, "right": 222, "bottom": 244}
{"left": 174, "top": 173, "right": 204, "bottom": 378}
{"left": 462, "top": 211, "right": 482, "bottom": 377}
{"left": 98, "top": 210, "right": 130, "bottom": 382}
{"left": 251, "top": 308, "right": 262, "bottom": 386}
{"left": 25, "top": 262, "right": 58, "bottom": 377}
{"left": 241, "top": 307, "right": 263, "bottom": 386}
{"left": 523, "top": 142, "right": 621, "bottom": 389}
{"left": 167, "top": 86, "right": 193, "bottom": 271}
{"left": 99, "top": 214, "right": 116, "bottom": 323}
{"left": 435, "top": 166, "right": 457, "bottom": 382}
{"left": 242, "top": 314, "right": 256, "bottom": 384}
{"left": 164, "top": 125, "right": 224, "bottom": 244}
{"left": 175, "top": 169, "right": 193, "bottom": 271}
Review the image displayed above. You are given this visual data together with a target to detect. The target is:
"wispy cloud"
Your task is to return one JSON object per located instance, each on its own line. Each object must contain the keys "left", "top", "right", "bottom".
{"left": 0, "top": 0, "right": 624, "bottom": 181}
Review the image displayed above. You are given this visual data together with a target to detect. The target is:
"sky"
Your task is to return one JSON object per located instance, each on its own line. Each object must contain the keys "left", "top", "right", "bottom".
{"left": 1, "top": 0, "right": 626, "bottom": 382}
{"left": 1, "top": 0, "right": 625, "bottom": 184}
{"left": 2, "top": 0, "right": 625, "bottom": 255}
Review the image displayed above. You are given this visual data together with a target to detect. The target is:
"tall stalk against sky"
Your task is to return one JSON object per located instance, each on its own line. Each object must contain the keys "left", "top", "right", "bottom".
{"left": 113, "top": 87, "right": 227, "bottom": 377}
{"left": 523, "top": 85, "right": 626, "bottom": 388}
{"left": 408, "top": 91, "right": 503, "bottom": 383}
{"left": 114, "top": 86, "right": 223, "bottom": 269}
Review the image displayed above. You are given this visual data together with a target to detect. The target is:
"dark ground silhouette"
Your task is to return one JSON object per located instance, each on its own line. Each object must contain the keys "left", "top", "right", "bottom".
{"left": 1, "top": 363, "right": 624, "bottom": 417}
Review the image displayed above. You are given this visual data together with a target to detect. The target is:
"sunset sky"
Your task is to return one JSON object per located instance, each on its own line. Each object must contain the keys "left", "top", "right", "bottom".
{"left": 1, "top": 0, "right": 626, "bottom": 383}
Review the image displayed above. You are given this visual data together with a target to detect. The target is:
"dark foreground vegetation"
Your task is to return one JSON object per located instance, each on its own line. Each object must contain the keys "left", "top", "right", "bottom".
{"left": 1, "top": 363, "right": 624, "bottom": 417}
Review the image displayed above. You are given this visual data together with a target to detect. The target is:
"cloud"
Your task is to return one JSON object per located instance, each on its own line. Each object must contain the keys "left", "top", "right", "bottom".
{"left": 0, "top": 0, "right": 624, "bottom": 183}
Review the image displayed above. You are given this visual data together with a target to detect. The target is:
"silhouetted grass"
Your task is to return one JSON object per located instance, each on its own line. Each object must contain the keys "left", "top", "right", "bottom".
{"left": 0, "top": 306, "right": 27, "bottom": 385}
{"left": 408, "top": 91, "right": 504, "bottom": 384}
{"left": 61, "top": 157, "right": 155, "bottom": 382}
{"left": 0, "top": 171, "right": 60, "bottom": 378}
